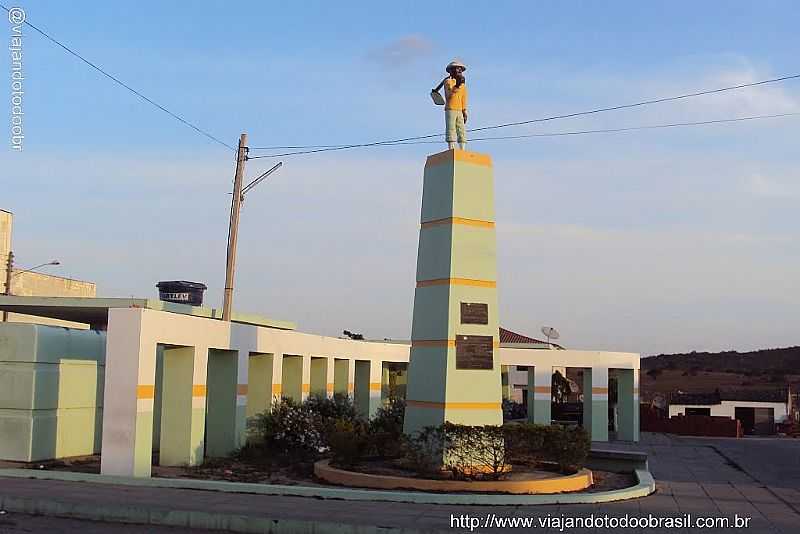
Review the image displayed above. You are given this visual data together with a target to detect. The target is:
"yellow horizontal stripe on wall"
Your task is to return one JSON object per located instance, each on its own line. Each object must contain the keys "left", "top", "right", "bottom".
{"left": 412, "top": 339, "right": 500, "bottom": 349}
{"left": 592, "top": 387, "right": 609, "bottom": 394}
{"left": 136, "top": 385, "right": 155, "bottom": 399}
{"left": 301, "top": 384, "right": 310, "bottom": 393}
{"left": 369, "top": 382, "right": 382, "bottom": 391}
{"left": 425, "top": 150, "right": 493, "bottom": 169}
{"left": 416, "top": 278, "right": 496, "bottom": 288}
{"left": 347, "top": 382, "right": 354, "bottom": 390}
{"left": 326, "top": 383, "right": 335, "bottom": 391}
{"left": 237, "top": 384, "right": 248, "bottom": 395}
{"left": 192, "top": 385, "right": 207, "bottom": 397}
{"left": 272, "top": 384, "right": 282, "bottom": 394}
{"left": 407, "top": 400, "right": 502, "bottom": 410}
{"left": 533, "top": 386, "right": 551, "bottom": 393}
{"left": 411, "top": 339, "right": 456, "bottom": 348}
{"left": 421, "top": 217, "right": 495, "bottom": 229}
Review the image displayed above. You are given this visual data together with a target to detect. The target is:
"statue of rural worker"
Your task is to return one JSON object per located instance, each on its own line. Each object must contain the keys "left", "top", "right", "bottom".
{"left": 431, "top": 60, "right": 468, "bottom": 150}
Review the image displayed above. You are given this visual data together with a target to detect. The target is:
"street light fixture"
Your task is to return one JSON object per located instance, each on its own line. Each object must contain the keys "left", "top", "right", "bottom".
{"left": 11, "top": 259, "right": 61, "bottom": 278}
{"left": 2, "top": 253, "right": 62, "bottom": 322}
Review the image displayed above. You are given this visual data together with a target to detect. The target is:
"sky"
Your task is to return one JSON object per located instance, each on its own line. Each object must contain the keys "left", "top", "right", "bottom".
{"left": 2, "top": 1, "right": 799, "bottom": 355}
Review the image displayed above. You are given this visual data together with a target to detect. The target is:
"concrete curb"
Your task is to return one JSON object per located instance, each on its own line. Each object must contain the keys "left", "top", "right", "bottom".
{"left": 314, "top": 460, "right": 593, "bottom": 494}
{"left": 0, "top": 467, "right": 655, "bottom": 505}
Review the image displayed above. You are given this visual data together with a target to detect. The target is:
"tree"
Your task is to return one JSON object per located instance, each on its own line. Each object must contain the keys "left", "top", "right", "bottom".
{"left": 552, "top": 371, "right": 571, "bottom": 404}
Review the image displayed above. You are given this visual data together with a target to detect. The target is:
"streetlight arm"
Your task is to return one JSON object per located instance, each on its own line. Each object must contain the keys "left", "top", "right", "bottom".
{"left": 241, "top": 162, "right": 282, "bottom": 197}
{"left": 10, "top": 260, "right": 60, "bottom": 278}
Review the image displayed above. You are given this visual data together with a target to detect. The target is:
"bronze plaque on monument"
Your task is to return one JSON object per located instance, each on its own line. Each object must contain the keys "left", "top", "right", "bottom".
{"left": 460, "top": 302, "right": 488, "bottom": 324}
{"left": 455, "top": 335, "right": 494, "bottom": 370}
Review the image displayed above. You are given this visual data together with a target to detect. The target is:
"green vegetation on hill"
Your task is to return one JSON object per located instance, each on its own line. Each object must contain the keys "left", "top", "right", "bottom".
{"left": 643, "top": 346, "right": 800, "bottom": 377}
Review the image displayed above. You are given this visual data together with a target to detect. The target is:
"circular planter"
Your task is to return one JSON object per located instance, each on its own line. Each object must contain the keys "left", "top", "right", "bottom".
{"left": 314, "top": 460, "right": 593, "bottom": 495}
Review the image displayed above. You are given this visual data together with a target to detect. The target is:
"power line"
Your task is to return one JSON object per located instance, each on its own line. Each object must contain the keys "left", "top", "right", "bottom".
{"left": 249, "top": 73, "right": 800, "bottom": 155}
{"left": 246, "top": 112, "right": 800, "bottom": 159}
{"left": 1, "top": 3, "right": 235, "bottom": 151}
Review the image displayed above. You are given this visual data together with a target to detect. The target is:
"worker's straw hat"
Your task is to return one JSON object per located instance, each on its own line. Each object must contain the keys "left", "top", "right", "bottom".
{"left": 446, "top": 59, "right": 466, "bottom": 72}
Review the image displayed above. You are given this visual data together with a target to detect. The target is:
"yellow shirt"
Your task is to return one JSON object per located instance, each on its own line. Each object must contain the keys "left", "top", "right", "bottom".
{"left": 444, "top": 78, "right": 468, "bottom": 111}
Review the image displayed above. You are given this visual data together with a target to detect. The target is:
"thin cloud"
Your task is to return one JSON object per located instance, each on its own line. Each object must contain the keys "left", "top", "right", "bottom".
{"left": 367, "top": 35, "right": 434, "bottom": 66}
{"left": 742, "top": 173, "right": 800, "bottom": 199}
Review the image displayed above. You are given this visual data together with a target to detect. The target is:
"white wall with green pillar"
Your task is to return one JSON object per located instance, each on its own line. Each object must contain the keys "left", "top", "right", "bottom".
{"left": 0, "top": 294, "right": 640, "bottom": 476}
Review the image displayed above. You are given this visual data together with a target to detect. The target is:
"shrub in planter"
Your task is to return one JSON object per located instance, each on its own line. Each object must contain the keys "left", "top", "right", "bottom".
{"left": 246, "top": 398, "right": 323, "bottom": 465}
{"left": 402, "top": 425, "right": 445, "bottom": 477}
{"left": 328, "top": 418, "right": 370, "bottom": 468}
{"left": 503, "top": 423, "right": 546, "bottom": 467}
{"left": 304, "top": 393, "right": 358, "bottom": 443}
{"left": 542, "top": 425, "right": 589, "bottom": 472}
{"left": 368, "top": 399, "right": 405, "bottom": 457}
{"left": 305, "top": 393, "right": 358, "bottom": 423}
{"left": 444, "top": 423, "right": 508, "bottom": 480}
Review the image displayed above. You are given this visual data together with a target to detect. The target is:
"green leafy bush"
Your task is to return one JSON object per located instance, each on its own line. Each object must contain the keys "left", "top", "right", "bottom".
{"left": 304, "top": 393, "right": 358, "bottom": 444}
{"left": 328, "top": 418, "right": 370, "bottom": 468}
{"left": 504, "top": 422, "right": 546, "bottom": 466}
{"left": 444, "top": 423, "right": 508, "bottom": 480}
{"left": 541, "top": 425, "right": 590, "bottom": 472}
{"left": 368, "top": 399, "right": 405, "bottom": 457}
{"left": 401, "top": 422, "right": 589, "bottom": 479}
{"left": 304, "top": 393, "right": 358, "bottom": 423}
{"left": 402, "top": 425, "right": 445, "bottom": 477}
{"left": 245, "top": 398, "right": 322, "bottom": 465}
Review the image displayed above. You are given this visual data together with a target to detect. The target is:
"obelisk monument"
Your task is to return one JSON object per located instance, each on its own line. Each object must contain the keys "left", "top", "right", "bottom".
{"left": 403, "top": 149, "right": 503, "bottom": 436}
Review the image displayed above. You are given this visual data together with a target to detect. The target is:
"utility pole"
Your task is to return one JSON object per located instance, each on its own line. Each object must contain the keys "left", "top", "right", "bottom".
{"left": 222, "top": 133, "right": 248, "bottom": 322}
{"left": 2, "top": 251, "right": 13, "bottom": 322}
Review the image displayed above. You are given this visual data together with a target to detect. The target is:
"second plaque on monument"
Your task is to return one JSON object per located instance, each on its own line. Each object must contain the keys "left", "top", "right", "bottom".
{"left": 455, "top": 335, "right": 494, "bottom": 370}
{"left": 460, "top": 302, "right": 488, "bottom": 324}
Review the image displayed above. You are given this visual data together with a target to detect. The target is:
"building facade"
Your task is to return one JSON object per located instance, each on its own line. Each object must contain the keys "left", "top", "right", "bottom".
{"left": 1, "top": 209, "right": 95, "bottom": 327}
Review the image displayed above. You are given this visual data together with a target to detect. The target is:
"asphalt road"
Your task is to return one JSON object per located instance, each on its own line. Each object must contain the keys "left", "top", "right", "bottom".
{"left": 0, "top": 512, "right": 223, "bottom": 533}
{"left": 689, "top": 435, "right": 800, "bottom": 490}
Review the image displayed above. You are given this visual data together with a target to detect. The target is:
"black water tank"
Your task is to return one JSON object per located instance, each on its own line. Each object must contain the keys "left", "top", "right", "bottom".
{"left": 156, "top": 281, "right": 207, "bottom": 306}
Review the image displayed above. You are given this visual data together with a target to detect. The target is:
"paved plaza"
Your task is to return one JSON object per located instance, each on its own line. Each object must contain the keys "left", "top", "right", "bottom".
{"left": 0, "top": 433, "right": 799, "bottom": 533}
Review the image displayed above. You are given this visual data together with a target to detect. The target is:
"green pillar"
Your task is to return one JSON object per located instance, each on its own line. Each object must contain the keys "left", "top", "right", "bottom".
{"left": 354, "top": 360, "right": 370, "bottom": 419}
{"left": 246, "top": 353, "right": 272, "bottom": 418}
{"left": 310, "top": 357, "right": 327, "bottom": 397}
{"left": 532, "top": 367, "right": 552, "bottom": 425}
{"left": 333, "top": 358, "right": 349, "bottom": 396}
{"left": 281, "top": 355, "right": 303, "bottom": 402}
{"left": 152, "top": 346, "right": 164, "bottom": 450}
{"left": 583, "top": 367, "right": 609, "bottom": 442}
{"left": 159, "top": 346, "right": 205, "bottom": 467}
{"left": 368, "top": 360, "right": 383, "bottom": 418}
{"left": 206, "top": 349, "right": 239, "bottom": 457}
{"left": 582, "top": 369, "right": 592, "bottom": 437}
{"left": 616, "top": 368, "right": 639, "bottom": 441}
{"left": 404, "top": 149, "right": 502, "bottom": 437}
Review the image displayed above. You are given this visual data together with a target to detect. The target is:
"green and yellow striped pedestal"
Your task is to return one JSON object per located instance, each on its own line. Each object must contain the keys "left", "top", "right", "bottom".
{"left": 403, "top": 150, "right": 503, "bottom": 436}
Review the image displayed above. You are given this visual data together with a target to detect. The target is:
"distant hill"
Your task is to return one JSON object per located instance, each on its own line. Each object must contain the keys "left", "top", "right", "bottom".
{"left": 640, "top": 346, "right": 800, "bottom": 403}
{"left": 643, "top": 346, "right": 800, "bottom": 375}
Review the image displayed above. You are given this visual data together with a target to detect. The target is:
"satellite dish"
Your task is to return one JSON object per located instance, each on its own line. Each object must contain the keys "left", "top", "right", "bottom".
{"left": 541, "top": 326, "right": 560, "bottom": 345}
